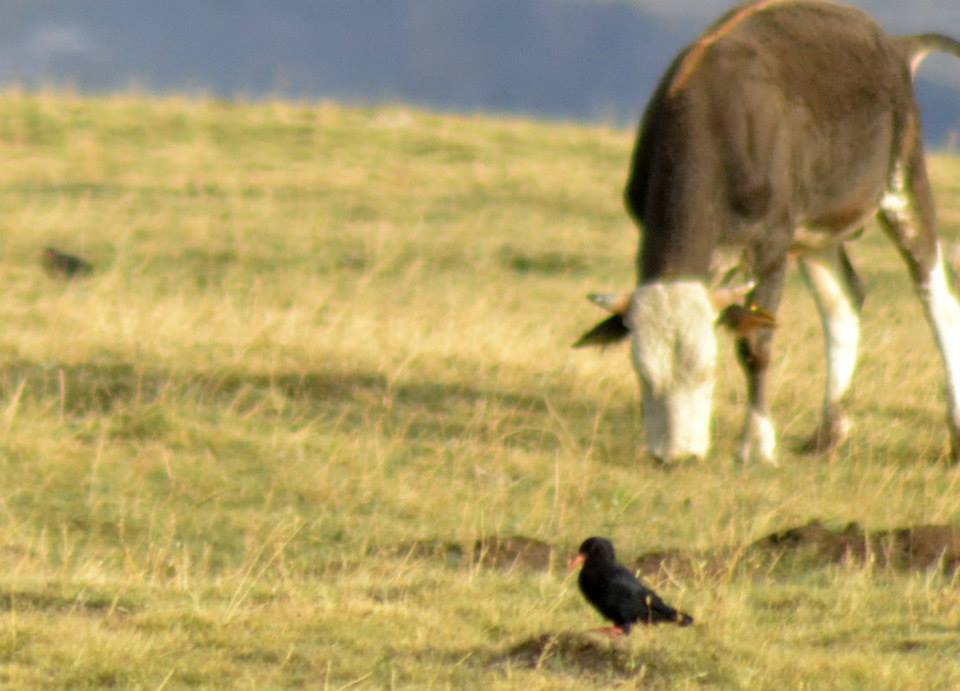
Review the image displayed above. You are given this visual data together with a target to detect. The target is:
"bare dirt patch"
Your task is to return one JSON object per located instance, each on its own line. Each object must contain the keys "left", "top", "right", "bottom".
{"left": 387, "top": 539, "right": 466, "bottom": 568}
{"left": 867, "top": 524, "right": 960, "bottom": 570}
{"left": 491, "top": 631, "right": 730, "bottom": 685}
{"left": 632, "top": 547, "right": 724, "bottom": 580}
{"left": 500, "top": 632, "right": 666, "bottom": 679}
{"left": 749, "top": 520, "right": 960, "bottom": 571}
{"left": 388, "top": 523, "right": 960, "bottom": 577}
{"left": 472, "top": 535, "right": 555, "bottom": 571}
{"left": 387, "top": 534, "right": 555, "bottom": 572}
{"left": 630, "top": 521, "right": 960, "bottom": 578}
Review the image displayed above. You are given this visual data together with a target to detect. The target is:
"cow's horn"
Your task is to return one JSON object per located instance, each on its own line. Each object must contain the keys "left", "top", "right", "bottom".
{"left": 587, "top": 292, "right": 631, "bottom": 315}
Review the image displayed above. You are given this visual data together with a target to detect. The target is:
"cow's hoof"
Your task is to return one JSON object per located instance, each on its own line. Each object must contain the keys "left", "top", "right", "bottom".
{"left": 738, "top": 412, "right": 778, "bottom": 465}
{"left": 737, "top": 444, "right": 779, "bottom": 466}
{"left": 801, "top": 416, "right": 851, "bottom": 455}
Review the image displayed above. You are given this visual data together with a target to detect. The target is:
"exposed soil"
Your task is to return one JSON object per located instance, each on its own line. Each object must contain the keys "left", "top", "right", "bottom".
{"left": 501, "top": 632, "right": 662, "bottom": 679}
{"left": 749, "top": 520, "right": 960, "bottom": 571}
{"left": 493, "top": 631, "right": 730, "bottom": 685}
{"left": 632, "top": 547, "right": 724, "bottom": 580}
{"left": 386, "top": 535, "right": 554, "bottom": 571}
{"left": 751, "top": 520, "right": 867, "bottom": 563}
{"left": 863, "top": 523, "right": 960, "bottom": 570}
{"left": 389, "top": 522, "right": 960, "bottom": 576}
{"left": 630, "top": 520, "right": 960, "bottom": 578}
{"left": 472, "top": 535, "right": 555, "bottom": 571}
{"left": 386, "top": 539, "right": 466, "bottom": 568}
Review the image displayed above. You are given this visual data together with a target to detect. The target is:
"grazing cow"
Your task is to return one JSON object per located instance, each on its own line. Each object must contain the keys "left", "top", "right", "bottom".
{"left": 575, "top": 0, "right": 960, "bottom": 464}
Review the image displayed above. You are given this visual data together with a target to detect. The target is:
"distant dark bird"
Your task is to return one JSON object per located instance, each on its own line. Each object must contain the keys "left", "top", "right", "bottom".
{"left": 43, "top": 247, "right": 93, "bottom": 279}
{"left": 570, "top": 537, "right": 693, "bottom": 635}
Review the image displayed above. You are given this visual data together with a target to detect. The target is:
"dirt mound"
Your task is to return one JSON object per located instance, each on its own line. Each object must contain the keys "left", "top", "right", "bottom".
{"left": 749, "top": 520, "right": 960, "bottom": 571}
{"left": 388, "top": 523, "right": 960, "bottom": 576}
{"left": 630, "top": 521, "right": 960, "bottom": 578}
{"left": 501, "top": 632, "right": 659, "bottom": 678}
{"left": 865, "top": 524, "right": 960, "bottom": 570}
{"left": 632, "top": 547, "right": 727, "bottom": 580}
{"left": 385, "top": 539, "right": 466, "bottom": 568}
{"left": 473, "top": 535, "right": 554, "bottom": 571}
{"left": 386, "top": 535, "right": 554, "bottom": 572}
{"left": 751, "top": 520, "right": 868, "bottom": 564}
{"left": 496, "top": 631, "right": 728, "bottom": 684}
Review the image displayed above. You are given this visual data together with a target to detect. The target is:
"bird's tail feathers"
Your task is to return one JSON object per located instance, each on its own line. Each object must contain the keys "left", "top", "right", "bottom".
{"left": 647, "top": 596, "right": 694, "bottom": 626}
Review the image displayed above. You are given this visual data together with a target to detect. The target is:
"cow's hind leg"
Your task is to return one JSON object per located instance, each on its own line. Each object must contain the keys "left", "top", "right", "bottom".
{"left": 797, "top": 244, "right": 863, "bottom": 453}
{"left": 878, "top": 155, "right": 960, "bottom": 462}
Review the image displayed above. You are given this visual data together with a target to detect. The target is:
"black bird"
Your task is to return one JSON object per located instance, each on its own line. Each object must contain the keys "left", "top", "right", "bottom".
{"left": 42, "top": 247, "right": 93, "bottom": 279}
{"left": 570, "top": 537, "right": 693, "bottom": 635}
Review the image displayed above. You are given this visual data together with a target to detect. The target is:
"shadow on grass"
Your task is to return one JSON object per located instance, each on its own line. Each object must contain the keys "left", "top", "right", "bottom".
{"left": 497, "top": 245, "right": 591, "bottom": 277}
{"left": 0, "top": 586, "right": 140, "bottom": 617}
{"left": 0, "top": 358, "right": 637, "bottom": 457}
{"left": 1, "top": 357, "right": 952, "bottom": 465}
{"left": 483, "top": 630, "right": 728, "bottom": 685}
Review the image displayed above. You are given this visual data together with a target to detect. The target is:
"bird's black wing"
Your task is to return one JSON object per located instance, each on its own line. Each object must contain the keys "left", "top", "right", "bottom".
{"left": 603, "top": 566, "right": 691, "bottom": 626}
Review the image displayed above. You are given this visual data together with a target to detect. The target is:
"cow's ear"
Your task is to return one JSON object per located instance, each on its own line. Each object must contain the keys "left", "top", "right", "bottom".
{"left": 715, "top": 304, "right": 777, "bottom": 335}
{"left": 573, "top": 315, "right": 630, "bottom": 348}
{"left": 587, "top": 292, "right": 631, "bottom": 315}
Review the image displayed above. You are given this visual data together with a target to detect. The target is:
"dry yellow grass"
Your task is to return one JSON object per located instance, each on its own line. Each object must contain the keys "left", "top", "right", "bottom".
{"left": 0, "top": 89, "right": 956, "bottom": 688}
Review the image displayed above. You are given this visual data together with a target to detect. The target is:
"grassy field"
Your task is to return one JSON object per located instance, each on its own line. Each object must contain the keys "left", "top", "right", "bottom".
{"left": 0, "top": 90, "right": 958, "bottom": 689}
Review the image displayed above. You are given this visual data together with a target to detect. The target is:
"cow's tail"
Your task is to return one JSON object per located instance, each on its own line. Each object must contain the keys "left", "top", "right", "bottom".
{"left": 898, "top": 33, "right": 960, "bottom": 74}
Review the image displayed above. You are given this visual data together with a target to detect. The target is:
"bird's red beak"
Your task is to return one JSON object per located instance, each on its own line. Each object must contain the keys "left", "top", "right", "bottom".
{"left": 568, "top": 553, "right": 585, "bottom": 573}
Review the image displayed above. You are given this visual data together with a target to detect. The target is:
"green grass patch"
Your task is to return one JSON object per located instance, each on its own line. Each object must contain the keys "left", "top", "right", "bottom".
{"left": 0, "top": 89, "right": 956, "bottom": 688}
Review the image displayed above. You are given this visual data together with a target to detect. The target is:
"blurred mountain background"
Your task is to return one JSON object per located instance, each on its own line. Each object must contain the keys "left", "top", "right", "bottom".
{"left": 0, "top": 0, "right": 957, "bottom": 144}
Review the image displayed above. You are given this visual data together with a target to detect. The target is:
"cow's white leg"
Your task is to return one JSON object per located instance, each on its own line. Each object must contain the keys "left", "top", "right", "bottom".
{"left": 879, "top": 153, "right": 960, "bottom": 461}
{"left": 917, "top": 248, "right": 960, "bottom": 458}
{"left": 797, "top": 246, "right": 861, "bottom": 452}
{"left": 738, "top": 409, "right": 777, "bottom": 465}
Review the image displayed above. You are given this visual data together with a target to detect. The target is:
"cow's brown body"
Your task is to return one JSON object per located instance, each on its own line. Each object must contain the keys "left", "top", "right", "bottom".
{"left": 631, "top": 1, "right": 924, "bottom": 281}
{"left": 579, "top": 0, "right": 960, "bottom": 463}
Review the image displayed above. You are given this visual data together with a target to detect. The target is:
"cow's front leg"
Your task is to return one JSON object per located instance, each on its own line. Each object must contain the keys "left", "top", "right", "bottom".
{"left": 736, "top": 333, "right": 777, "bottom": 464}
{"left": 735, "top": 261, "right": 787, "bottom": 465}
{"left": 797, "top": 245, "right": 863, "bottom": 453}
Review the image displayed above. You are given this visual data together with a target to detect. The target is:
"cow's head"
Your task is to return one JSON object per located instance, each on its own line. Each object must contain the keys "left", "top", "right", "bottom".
{"left": 628, "top": 282, "right": 717, "bottom": 462}
{"left": 576, "top": 280, "right": 773, "bottom": 463}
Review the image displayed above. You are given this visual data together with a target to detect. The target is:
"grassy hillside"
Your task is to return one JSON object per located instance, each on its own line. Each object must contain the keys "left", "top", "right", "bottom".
{"left": 0, "top": 90, "right": 958, "bottom": 689}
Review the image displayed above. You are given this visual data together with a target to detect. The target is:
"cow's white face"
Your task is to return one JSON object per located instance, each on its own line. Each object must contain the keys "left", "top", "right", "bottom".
{"left": 627, "top": 281, "right": 717, "bottom": 462}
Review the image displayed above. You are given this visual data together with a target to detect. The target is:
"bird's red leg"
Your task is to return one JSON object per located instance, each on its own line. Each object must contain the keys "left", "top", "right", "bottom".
{"left": 588, "top": 626, "right": 626, "bottom": 637}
